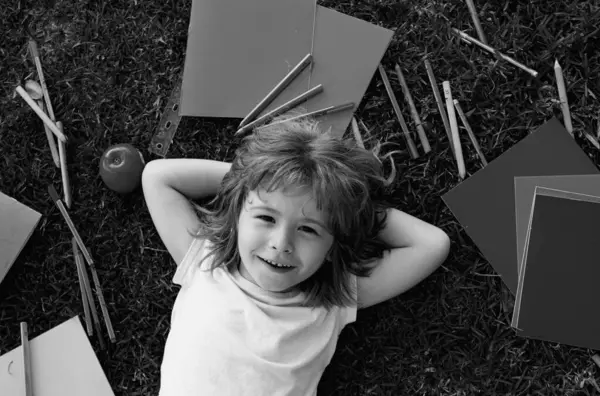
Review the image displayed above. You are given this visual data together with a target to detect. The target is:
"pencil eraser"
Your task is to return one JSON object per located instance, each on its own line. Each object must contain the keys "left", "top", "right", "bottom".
{"left": 48, "top": 185, "right": 60, "bottom": 203}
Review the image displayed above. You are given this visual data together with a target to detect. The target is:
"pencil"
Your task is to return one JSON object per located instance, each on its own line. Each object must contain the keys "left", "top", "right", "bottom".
{"left": 442, "top": 81, "right": 466, "bottom": 179}
{"left": 75, "top": 241, "right": 106, "bottom": 349}
{"left": 394, "top": 63, "right": 431, "bottom": 153}
{"left": 15, "top": 86, "right": 67, "bottom": 143}
{"left": 424, "top": 59, "right": 454, "bottom": 154}
{"left": 47, "top": 185, "right": 116, "bottom": 343}
{"left": 585, "top": 133, "right": 600, "bottom": 149}
{"left": 465, "top": 0, "right": 488, "bottom": 45}
{"left": 28, "top": 39, "right": 57, "bottom": 124}
{"left": 239, "top": 53, "right": 312, "bottom": 128}
{"left": 20, "top": 322, "right": 33, "bottom": 396}
{"left": 358, "top": 119, "right": 371, "bottom": 137}
{"left": 235, "top": 84, "right": 323, "bottom": 135}
{"left": 583, "top": 129, "right": 600, "bottom": 150}
{"left": 554, "top": 59, "right": 573, "bottom": 137}
{"left": 378, "top": 64, "right": 419, "bottom": 159}
{"left": 351, "top": 117, "right": 365, "bottom": 149}
{"left": 453, "top": 99, "right": 488, "bottom": 166}
{"left": 25, "top": 79, "right": 60, "bottom": 168}
{"left": 452, "top": 28, "right": 538, "bottom": 77}
{"left": 48, "top": 184, "right": 92, "bottom": 265}
{"left": 37, "top": 98, "right": 61, "bottom": 168}
{"left": 88, "top": 263, "right": 116, "bottom": 343}
{"left": 257, "top": 102, "right": 354, "bottom": 130}
{"left": 72, "top": 237, "right": 93, "bottom": 336}
{"left": 56, "top": 121, "right": 72, "bottom": 208}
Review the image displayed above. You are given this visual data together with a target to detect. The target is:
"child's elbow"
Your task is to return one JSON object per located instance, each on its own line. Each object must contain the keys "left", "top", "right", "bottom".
{"left": 428, "top": 227, "right": 451, "bottom": 265}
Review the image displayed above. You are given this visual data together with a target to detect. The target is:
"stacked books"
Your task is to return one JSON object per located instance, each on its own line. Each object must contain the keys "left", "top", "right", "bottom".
{"left": 443, "top": 117, "right": 600, "bottom": 350}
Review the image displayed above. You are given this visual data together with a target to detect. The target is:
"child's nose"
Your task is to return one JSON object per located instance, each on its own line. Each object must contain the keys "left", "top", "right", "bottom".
{"left": 269, "top": 228, "right": 293, "bottom": 253}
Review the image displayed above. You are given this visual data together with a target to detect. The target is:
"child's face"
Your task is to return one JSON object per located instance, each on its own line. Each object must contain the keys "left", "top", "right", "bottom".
{"left": 237, "top": 187, "right": 334, "bottom": 294}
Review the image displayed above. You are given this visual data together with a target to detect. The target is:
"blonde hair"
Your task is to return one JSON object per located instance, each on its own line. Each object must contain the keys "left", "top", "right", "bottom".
{"left": 190, "top": 112, "right": 393, "bottom": 309}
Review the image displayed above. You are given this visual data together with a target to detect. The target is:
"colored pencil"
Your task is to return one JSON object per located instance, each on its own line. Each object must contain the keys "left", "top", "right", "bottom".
{"left": 351, "top": 117, "right": 365, "bottom": 149}
{"left": 554, "top": 59, "right": 573, "bottom": 136}
{"left": 378, "top": 64, "right": 419, "bottom": 159}
{"left": 452, "top": 28, "right": 538, "bottom": 77}
{"left": 395, "top": 63, "right": 431, "bottom": 153}
{"left": 236, "top": 84, "right": 323, "bottom": 135}
{"left": 424, "top": 59, "right": 454, "bottom": 154}
{"left": 453, "top": 99, "right": 488, "bottom": 166}
{"left": 20, "top": 322, "right": 33, "bottom": 396}
{"left": 239, "top": 53, "right": 312, "bottom": 128}
{"left": 56, "top": 121, "right": 72, "bottom": 208}
{"left": 443, "top": 81, "right": 466, "bottom": 179}
{"left": 465, "top": 0, "right": 488, "bottom": 45}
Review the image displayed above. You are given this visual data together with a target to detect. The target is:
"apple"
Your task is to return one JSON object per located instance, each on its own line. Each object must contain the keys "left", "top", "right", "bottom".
{"left": 99, "top": 143, "right": 146, "bottom": 194}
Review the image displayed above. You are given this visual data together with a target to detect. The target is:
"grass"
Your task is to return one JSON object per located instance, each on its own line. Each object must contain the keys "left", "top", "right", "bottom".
{"left": 2, "top": 0, "right": 600, "bottom": 394}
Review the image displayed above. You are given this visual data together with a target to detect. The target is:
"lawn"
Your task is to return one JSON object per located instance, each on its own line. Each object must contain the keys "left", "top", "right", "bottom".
{"left": 2, "top": 0, "right": 600, "bottom": 395}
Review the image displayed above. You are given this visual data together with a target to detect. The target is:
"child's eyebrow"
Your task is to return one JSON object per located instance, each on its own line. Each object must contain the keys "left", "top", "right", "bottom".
{"left": 251, "top": 205, "right": 329, "bottom": 231}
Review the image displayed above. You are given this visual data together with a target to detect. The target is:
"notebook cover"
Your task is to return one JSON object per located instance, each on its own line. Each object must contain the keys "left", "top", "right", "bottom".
{"left": 442, "top": 117, "right": 598, "bottom": 295}
{"left": 0, "top": 316, "right": 115, "bottom": 396}
{"left": 180, "top": 0, "right": 316, "bottom": 119}
{"left": 511, "top": 189, "right": 600, "bottom": 350}
{"left": 257, "top": 6, "right": 394, "bottom": 136}
{"left": 514, "top": 174, "right": 600, "bottom": 279}
{"left": 0, "top": 191, "right": 42, "bottom": 285}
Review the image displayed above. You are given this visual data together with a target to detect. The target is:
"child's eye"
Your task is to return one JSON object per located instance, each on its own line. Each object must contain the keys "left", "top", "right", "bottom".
{"left": 256, "top": 215, "right": 275, "bottom": 223}
{"left": 299, "top": 226, "right": 318, "bottom": 235}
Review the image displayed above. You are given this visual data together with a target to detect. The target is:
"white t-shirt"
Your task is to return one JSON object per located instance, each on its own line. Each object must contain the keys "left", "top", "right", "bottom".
{"left": 158, "top": 237, "right": 358, "bottom": 396}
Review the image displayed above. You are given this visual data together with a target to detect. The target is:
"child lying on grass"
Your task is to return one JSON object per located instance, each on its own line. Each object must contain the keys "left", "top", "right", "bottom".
{"left": 142, "top": 115, "right": 450, "bottom": 395}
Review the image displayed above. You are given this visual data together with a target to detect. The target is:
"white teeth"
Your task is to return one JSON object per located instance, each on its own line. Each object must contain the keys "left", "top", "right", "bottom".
{"left": 264, "top": 258, "right": 292, "bottom": 268}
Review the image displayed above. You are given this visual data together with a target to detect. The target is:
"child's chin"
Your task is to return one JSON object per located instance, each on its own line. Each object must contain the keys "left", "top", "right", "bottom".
{"left": 258, "top": 280, "right": 297, "bottom": 294}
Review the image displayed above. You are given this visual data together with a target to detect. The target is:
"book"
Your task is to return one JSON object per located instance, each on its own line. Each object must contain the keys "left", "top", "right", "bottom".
{"left": 0, "top": 191, "right": 42, "bottom": 286}
{"left": 180, "top": 0, "right": 316, "bottom": 120}
{"left": 0, "top": 316, "right": 115, "bottom": 395}
{"left": 511, "top": 188, "right": 600, "bottom": 350}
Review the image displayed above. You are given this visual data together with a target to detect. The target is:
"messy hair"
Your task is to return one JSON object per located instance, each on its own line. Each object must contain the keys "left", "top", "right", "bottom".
{"left": 189, "top": 112, "right": 393, "bottom": 310}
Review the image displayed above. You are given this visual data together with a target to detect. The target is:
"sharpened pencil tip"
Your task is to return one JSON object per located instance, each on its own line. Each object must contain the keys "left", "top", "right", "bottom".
{"left": 554, "top": 59, "right": 560, "bottom": 68}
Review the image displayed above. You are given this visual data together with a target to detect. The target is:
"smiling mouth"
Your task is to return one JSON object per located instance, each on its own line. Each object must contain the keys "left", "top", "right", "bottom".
{"left": 259, "top": 256, "right": 295, "bottom": 269}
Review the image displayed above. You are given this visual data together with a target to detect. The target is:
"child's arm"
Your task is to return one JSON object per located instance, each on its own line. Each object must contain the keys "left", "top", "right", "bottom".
{"left": 142, "top": 158, "right": 231, "bottom": 266}
{"left": 145, "top": 158, "right": 232, "bottom": 199}
{"left": 356, "top": 208, "right": 450, "bottom": 309}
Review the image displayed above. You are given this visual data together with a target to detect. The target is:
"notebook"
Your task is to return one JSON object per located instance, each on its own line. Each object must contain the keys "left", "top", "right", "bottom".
{"left": 180, "top": 0, "right": 316, "bottom": 119}
{"left": 0, "top": 191, "right": 42, "bottom": 286}
{"left": 511, "top": 188, "right": 600, "bottom": 350}
{"left": 0, "top": 316, "right": 115, "bottom": 395}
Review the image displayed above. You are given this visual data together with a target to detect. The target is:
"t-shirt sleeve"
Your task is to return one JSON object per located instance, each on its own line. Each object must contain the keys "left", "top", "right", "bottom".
{"left": 339, "top": 273, "right": 358, "bottom": 328}
{"left": 173, "top": 238, "right": 207, "bottom": 287}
